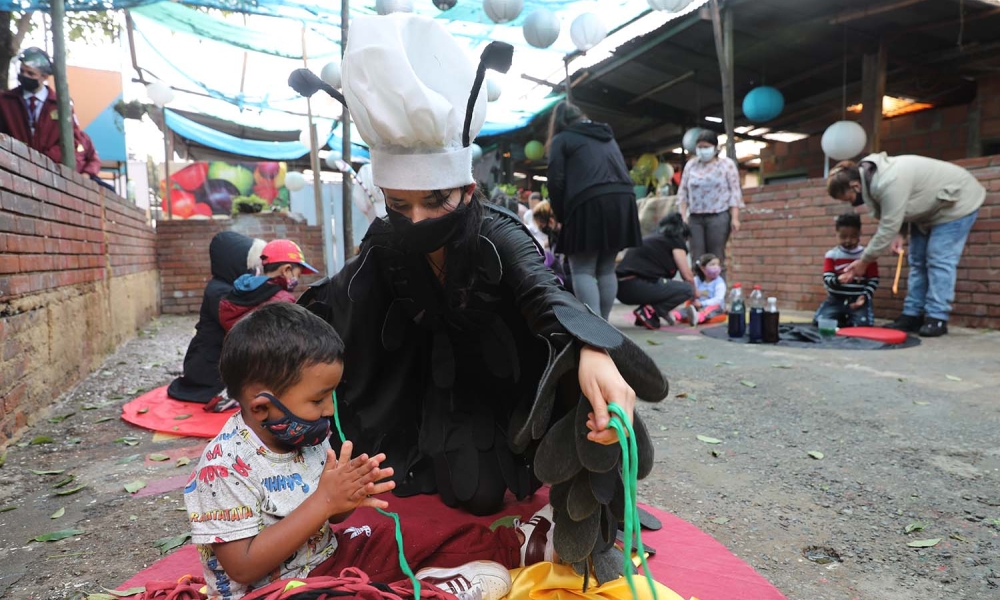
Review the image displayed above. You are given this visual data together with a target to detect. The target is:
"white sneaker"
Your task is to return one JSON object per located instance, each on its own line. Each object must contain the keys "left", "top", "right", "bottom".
{"left": 515, "top": 504, "right": 555, "bottom": 566}
{"left": 686, "top": 304, "right": 699, "bottom": 327}
{"left": 417, "top": 560, "right": 512, "bottom": 600}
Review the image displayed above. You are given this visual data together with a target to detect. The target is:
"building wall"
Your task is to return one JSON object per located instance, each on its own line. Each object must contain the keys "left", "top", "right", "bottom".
{"left": 157, "top": 213, "right": 326, "bottom": 315}
{"left": 0, "top": 135, "right": 159, "bottom": 445}
{"left": 730, "top": 156, "right": 1000, "bottom": 328}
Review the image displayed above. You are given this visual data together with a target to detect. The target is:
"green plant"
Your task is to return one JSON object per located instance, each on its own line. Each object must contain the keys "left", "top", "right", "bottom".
{"left": 231, "top": 195, "right": 269, "bottom": 215}
{"left": 540, "top": 184, "right": 549, "bottom": 199}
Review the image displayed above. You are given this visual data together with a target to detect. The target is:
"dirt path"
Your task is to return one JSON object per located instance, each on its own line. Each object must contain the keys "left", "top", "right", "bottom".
{"left": 0, "top": 311, "right": 997, "bottom": 599}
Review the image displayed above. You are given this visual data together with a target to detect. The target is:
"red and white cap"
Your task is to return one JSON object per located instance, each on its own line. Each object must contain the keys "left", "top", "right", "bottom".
{"left": 259, "top": 239, "right": 318, "bottom": 274}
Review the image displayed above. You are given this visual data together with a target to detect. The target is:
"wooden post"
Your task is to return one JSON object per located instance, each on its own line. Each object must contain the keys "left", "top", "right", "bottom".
{"left": 162, "top": 110, "right": 172, "bottom": 219}
{"left": 860, "top": 40, "right": 887, "bottom": 153}
{"left": 50, "top": 0, "right": 76, "bottom": 171}
{"left": 302, "top": 27, "right": 325, "bottom": 232}
{"left": 341, "top": 0, "right": 354, "bottom": 261}
{"left": 709, "top": 0, "right": 737, "bottom": 165}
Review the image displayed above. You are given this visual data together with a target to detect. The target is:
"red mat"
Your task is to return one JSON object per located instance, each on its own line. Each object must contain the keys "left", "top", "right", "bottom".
{"left": 836, "top": 326, "right": 908, "bottom": 345}
{"left": 117, "top": 491, "right": 785, "bottom": 600}
{"left": 121, "top": 386, "right": 237, "bottom": 438}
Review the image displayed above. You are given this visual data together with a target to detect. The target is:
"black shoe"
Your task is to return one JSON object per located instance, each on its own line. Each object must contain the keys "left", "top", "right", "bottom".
{"left": 919, "top": 318, "right": 948, "bottom": 337}
{"left": 886, "top": 314, "right": 923, "bottom": 333}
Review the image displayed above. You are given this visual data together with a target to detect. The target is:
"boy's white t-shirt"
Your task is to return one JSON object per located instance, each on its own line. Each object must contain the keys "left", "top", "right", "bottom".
{"left": 183, "top": 412, "right": 337, "bottom": 600}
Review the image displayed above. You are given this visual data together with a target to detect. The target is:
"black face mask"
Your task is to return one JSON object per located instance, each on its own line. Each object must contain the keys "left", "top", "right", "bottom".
{"left": 851, "top": 190, "right": 864, "bottom": 207}
{"left": 386, "top": 194, "right": 470, "bottom": 254}
{"left": 18, "top": 74, "right": 41, "bottom": 93}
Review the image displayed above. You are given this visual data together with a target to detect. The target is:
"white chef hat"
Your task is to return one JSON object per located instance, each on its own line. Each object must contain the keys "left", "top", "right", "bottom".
{"left": 342, "top": 14, "right": 509, "bottom": 191}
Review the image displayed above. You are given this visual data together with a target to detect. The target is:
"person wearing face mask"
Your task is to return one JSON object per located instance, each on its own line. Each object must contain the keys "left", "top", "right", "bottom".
{"left": 676, "top": 131, "right": 744, "bottom": 278}
{"left": 299, "top": 14, "right": 668, "bottom": 574}
{"left": 826, "top": 153, "right": 984, "bottom": 337}
{"left": 218, "top": 239, "right": 318, "bottom": 332}
{"left": 0, "top": 47, "right": 99, "bottom": 179}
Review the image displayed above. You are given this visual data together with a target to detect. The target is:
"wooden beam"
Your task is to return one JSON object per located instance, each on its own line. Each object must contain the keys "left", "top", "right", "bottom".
{"left": 520, "top": 74, "right": 562, "bottom": 89}
{"left": 889, "top": 6, "right": 1000, "bottom": 37}
{"left": 627, "top": 71, "right": 695, "bottom": 105}
{"left": 579, "top": 14, "right": 702, "bottom": 86}
{"left": 860, "top": 39, "right": 888, "bottom": 153}
{"left": 829, "top": 0, "right": 931, "bottom": 25}
{"left": 709, "top": 0, "right": 737, "bottom": 164}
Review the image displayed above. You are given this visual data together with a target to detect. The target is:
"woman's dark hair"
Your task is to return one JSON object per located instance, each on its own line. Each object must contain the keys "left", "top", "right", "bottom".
{"left": 693, "top": 253, "right": 719, "bottom": 280}
{"left": 441, "top": 185, "right": 486, "bottom": 309}
{"left": 546, "top": 101, "right": 586, "bottom": 150}
{"left": 220, "top": 302, "right": 344, "bottom": 401}
{"left": 826, "top": 160, "right": 861, "bottom": 199}
{"left": 696, "top": 130, "right": 719, "bottom": 147}
{"left": 835, "top": 212, "right": 862, "bottom": 231}
{"left": 657, "top": 211, "right": 690, "bottom": 244}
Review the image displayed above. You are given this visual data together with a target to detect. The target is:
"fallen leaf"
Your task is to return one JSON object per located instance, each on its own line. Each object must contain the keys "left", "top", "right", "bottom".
{"left": 808, "top": 451, "right": 825, "bottom": 460}
{"left": 949, "top": 534, "right": 968, "bottom": 542}
{"left": 94, "top": 417, "right": 115, "bottom": 424}
{"left": 29, "top": 529, "right": 85, "bottom": 542}
{"left": 117, "top": 454, "right": 141, "bottom": 465}
{"left": 907, "top": 538, "right": 941, "bottom": 548}
{"left": 129, "top": 515, "right": 137, "bottom": 521}
{"left": 81, "top": 404, "right": 99, "bottom": 410}
{"left": 695, "top": 354, "right": 707, "bottom": 359}
{"left": 897, "top": 378, "right": 905, "bottom": 382}
{"left": 54, "top": 484, "right": 87, "bottom": 497}
{"left": 945, "top": 375, "right": 962, "bottom": 382}
{"left": 905, "top": 522, "right": 925, "bottom": 534}
{"left": 85, "top": 594, "right": 117, "bottom": 600}
{"left": 137, "top": 408, "right": 149, "bottom": 415}
{"left": 0, "top": 451, "right": 5, "bottom": 468}
{"left": 133, "top": 387, "right": 147, "bottom": 395}
{"left": 740, "top": 380, "right": 757, "bottom": 388}
{"left": 30, "top": 469, "right": 65, "bottom": 475}
{"left": 696, "top": 435, "right": 722, "bottom": 445}
{"left": 66, "top": 438, "right": 81, "bottom": 445}
{"left": 124, "top": 480, "right": 147, "bottom": 494}
{"left": 114, "top": 437, "right": 141, "bottom": 446}
{"left": 0, "top": 505, "right": 17, "bottom": 513}
{"left": 30, "top": 436, "right": 55, "bottom": 445}
{"left": 676, "top": 392, "right": 688, "bottom": 398}
{"left": 710, "top": 517, "right": 730, "bottom": 524}
{"left": 103, "top": 587, "right": 146, "bottom": 598}
{"left": 48, "top": 412, "right": 75, "bottom": 423}
{"left": 148, "top": 453, "right": 170, "bottom": 462}
{"left": 489, "top": 515, "right": 519, "bottom": 531}
{"left": 175, "top": 457, "right": 191, "bottom": 467}
{"left": 771, "top": 364, "right": 792, "bottom": 369}
{"left": 109, "top": 394, "right": 125, "bottom": 400}
{"left": 913, "top": 401, "right": 930, "bottom": 406}
{"left": 173, "top": 414, "right": 192, "bottom": 420}
{"left": 153, "top": 533, "right": 191, "bottom": 554}
{"left": 646, "top": 339, "right": 662, "bottom": 346}
{"left": 50, "top": 507, "right": 65, "bottom": 519}
{"left": 172, "top": 426, "right": 180, "bottom": 431}
{"left": 52, "top": 475, "right": 75, "bottom": 488}
{"left": 711, "top": 449, "right": 722, "bottom": 458}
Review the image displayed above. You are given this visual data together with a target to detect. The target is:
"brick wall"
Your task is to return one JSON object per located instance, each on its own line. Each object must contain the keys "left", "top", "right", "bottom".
{"left": 157, "top": 213, "right": 326, "bottom": 314}
{"left": 0, "top": 135, "right": 160, "bottom": 445}
{"left": 729, "top": 155, "right": 1000, "bottom": 328}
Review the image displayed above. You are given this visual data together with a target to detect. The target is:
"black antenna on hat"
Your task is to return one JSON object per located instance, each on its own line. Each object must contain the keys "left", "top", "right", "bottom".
{"left": 463, "top": 42, "right": 514, "bottom": 148}
{"left": 288, "top": 68, "right": 349, "bottom": 108}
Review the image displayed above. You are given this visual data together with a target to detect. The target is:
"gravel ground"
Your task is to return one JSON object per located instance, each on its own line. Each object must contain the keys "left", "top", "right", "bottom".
{"left": 0, "top": 310, "right": 997, "bottom": 600}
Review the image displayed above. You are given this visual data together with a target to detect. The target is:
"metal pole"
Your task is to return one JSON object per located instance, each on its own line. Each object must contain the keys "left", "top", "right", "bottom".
{"left": 563, "top": 57, "right": 573, "bottom": 104}
{"left": 302, "top": 26, "right": 324, "bottom": 229}
{"left": 162, "top": 109, "right": 172, "bottom": 219}
{"left": 341, "top": 0, "right": 354, "bottom": 261}
{"left": 50, "top": 0, "right": 76, "bottom": 171}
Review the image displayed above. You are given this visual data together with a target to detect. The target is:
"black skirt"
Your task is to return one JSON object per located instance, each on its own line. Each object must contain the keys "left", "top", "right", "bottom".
{"left": 558, "top": 192, "right": 642, "bottom": 255}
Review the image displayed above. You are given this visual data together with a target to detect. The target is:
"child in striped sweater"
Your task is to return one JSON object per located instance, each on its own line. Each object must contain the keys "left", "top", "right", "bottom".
{"left": 814, "top": 213, "right": 879, "bottom": 327}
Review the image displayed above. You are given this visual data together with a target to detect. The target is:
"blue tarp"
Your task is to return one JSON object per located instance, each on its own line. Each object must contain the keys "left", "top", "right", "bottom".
{"left": 164, "top": 109, "right": 369, "bottom": 161}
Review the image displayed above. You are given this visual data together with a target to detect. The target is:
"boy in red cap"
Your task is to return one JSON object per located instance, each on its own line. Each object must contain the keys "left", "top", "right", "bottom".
{"left": 219, "top": 239, "right": 318, "bottom": 333}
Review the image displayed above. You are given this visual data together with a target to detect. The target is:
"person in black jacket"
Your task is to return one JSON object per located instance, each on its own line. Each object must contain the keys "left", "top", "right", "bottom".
{"left": 167, "top": 231, "right": 264, "bottom": 404}
{"left": 546, "top": 101, "right": 642, "bottom": 320}
{"left": 297, "top": 15, "right": 668, "bottom": 580}
{"left": 616, "top": 212, "right": 698, "bottom": 329}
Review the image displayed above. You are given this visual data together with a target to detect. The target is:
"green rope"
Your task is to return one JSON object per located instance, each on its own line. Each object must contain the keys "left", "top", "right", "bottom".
{"left": 332, "top": 392, "right": 421, "bottom": 598}
{"left": 608, "top": 404, "right": 658, "bottom": 600}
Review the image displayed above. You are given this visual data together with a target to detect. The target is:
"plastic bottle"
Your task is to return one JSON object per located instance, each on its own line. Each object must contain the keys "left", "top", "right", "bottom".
{"left": 762, "top": 297, "right": 780, "bottom": 343}
{"left": 748, "top": 285, "right": 765, "bottom": 343}
{"left": 727, "top": 283, "right": 746, "bottom": 338}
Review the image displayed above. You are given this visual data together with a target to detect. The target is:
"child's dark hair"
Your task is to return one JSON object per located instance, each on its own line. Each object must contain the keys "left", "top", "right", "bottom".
{"left": 220, "top": 302, "right": 344, "bottom": 401}
{"left": 694, "top": 253, "right": 719, "bottom": 280}
{"left": 262, "top": 261, "right": 296, "bottom": 274}
{"left": 835, "top": 212, "right": 862, "bottom": 231}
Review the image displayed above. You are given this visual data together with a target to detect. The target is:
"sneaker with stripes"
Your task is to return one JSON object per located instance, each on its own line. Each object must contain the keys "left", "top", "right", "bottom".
{"left": 515, "top": 504, "right": 555, "bottom": 566}
{"left": 416, "top": 560, "right": 512, "bottom": 600}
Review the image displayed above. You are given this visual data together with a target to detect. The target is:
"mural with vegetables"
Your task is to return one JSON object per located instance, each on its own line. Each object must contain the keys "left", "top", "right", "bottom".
{"left": 159, "top": 161, "right": 292, "bottom": 219}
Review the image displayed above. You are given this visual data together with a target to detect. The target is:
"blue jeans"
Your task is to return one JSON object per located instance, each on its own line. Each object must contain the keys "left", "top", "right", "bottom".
{"left": 814, "top": 296, "right": 874, "bottom": 327}
{"left": 903, "top": 210, "right": 979, "bottom": 321}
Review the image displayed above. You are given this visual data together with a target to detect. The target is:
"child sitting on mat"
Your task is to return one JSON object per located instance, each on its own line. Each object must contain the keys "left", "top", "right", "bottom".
{"left": 219, "top": 239, "right": 318, "bottom": 333}
{"left": 669, "top": 254, "right": 727, "bottom": 327}
{"left": 184, "top": 303, "right": 555, "bottom": 600}
{"left": 814, "top": 213, "right": 879, "bottom": 327}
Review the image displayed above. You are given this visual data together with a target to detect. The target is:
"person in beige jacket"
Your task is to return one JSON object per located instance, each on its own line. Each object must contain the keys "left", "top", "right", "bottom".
{"left": 826, "top": 153, "right": 984, "bottom": 337}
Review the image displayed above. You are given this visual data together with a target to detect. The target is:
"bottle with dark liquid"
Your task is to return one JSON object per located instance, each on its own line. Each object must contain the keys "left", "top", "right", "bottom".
{"left": 727, "top": 283, "right": 746, "bottom": 338}
{"left": 748, "top": 285, "right": 764, "bottom": 343}
{"left": 762, "top": 296, "right": 780, "bottom": 343}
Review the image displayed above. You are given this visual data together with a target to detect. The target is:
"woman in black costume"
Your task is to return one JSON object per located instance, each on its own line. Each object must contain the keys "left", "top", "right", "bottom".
{"left": 297, "top": 14, "right": 667, "bottom": 577}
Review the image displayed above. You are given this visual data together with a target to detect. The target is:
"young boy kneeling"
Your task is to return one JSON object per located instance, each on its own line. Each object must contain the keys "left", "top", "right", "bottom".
{"left": 185, "top": 303, "right": 554, "bottom": 600}
{"left": 814, "top": 213, "right": 879, "bottom": 327}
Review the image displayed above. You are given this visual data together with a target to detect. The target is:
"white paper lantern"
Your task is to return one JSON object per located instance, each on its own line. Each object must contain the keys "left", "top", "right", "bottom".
{"left": 471, "top": 143, "right": 483, "bottom": 163}
{"left": 682, "top": 127, "right": 707, "bottom": 153}
{"left": 376, "top": 0, "right": 413, "bottom": 15}
{"left": 285, "top": 171, "right": 306, "bottom": 191}
{"left": 486, "top": 79, "right": 502, "bottom": 102}
{"left": 433, "top": 0, "right": 457, "bottom": 10}
{"left": 324, "top": 150, "right": 343, "bottom": 169}
{"left": 570, "top": 13, "right": 607, "bottom": 52}
{"left": 484, "top": 0, "right": 523, "bottom": 24}
{"left": 821, "top": 121, "right": 868, "bottom": 161}
{"left": 146, "top": 81, "right": 175, "bottom": 108}
{"left": 320, "top": 59, "right": 341, "bottom": 89}
{"left": 523, "top": 8, "right": 560, "bottom": 49}
{"left": 648, "top": 0, "right": 692, "bottom": 12}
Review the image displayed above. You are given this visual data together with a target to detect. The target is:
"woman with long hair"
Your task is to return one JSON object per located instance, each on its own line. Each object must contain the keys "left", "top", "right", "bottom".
{"left": 545, "top": 101, "right": 642, "bottom": 320}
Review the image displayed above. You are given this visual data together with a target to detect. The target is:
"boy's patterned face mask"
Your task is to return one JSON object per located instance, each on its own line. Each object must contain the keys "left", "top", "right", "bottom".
{"left": 257, "top": 392, "right": 330, "bottom": 448}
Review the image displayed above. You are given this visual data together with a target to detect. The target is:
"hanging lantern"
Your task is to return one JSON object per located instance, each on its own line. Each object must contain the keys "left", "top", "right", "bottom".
{"left": 523, "top": 8, "right": 560, "bottom": 49}
{"left": 486, "top": 78, "right": 502, "bottom": 102}
{"left": 433, "top": 0, "right": 457, "bottom": 10}
{"left": 375, "top": 0, "right": 413, "bottom": 15}
{"left": 524, "top": 140, "right": 545, "bottom": 161}
{"left": 654, "top": 162, "right": 674, "bottom": 184}
{"left": 682, "top": 127, "right": 707, "bottom": 153}
{"left": 471, "top": 143, "right": 484, "bottom": 163}
{"left": 483, "top": 0, "right": 523, "bottom": 24}
{"left": 821, "top": 121, "right": 867, "bottom": 161}
{"left": 320, "top": 59, "right": 341, "bottom": 89}
{"left": 647, "top": 0, "right": 692, "bottom": 11}
{"left": 570, "top": 13, "right": 607, "bottom": 52}
{"left": 146, "top": 81, "right": 175, "bottom": 108}
{"left": 285, "top": 172, "right": 307, "bottom": 191}
{"left": 324, "top": 151, "right": 343, "bottom": 169}
{"left": 742, "top": 86, "right": 784, "bottom": 123}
